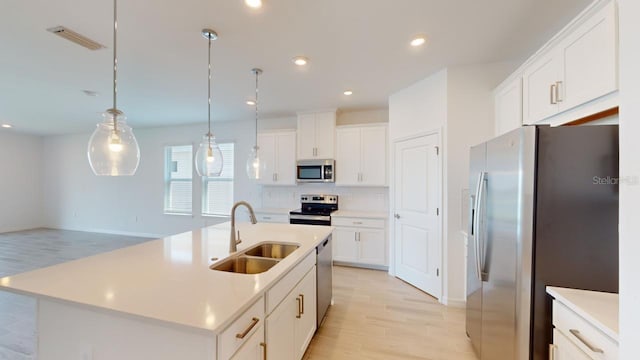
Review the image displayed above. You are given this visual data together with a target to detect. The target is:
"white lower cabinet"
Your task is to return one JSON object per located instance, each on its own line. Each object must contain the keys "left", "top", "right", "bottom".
{"left": 551, "top": 299, "right": 618, "bottom": 360}
{"left": 333, "top": 217, "right": 387, "bottom": 267}
{"left": 266, "top": 266, "right": 317, "bottom": 360}
{"left": 551, "top": 329, "right": 591, "bottom": 360}
{"left": 230, "top": 325, "right": 265, "bottom": 360}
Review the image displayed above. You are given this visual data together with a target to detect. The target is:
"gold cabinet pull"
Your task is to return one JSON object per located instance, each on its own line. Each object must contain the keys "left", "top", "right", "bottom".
{"left": 569, "top": 329, "right": 604, "bottom": 354}
{"left": 235, "top": 317, "right": 260, "bottom": 339}
{"left": 550, "top": 84, "right": 557, "bottom": 104}
{"left": 260, "top": 342, "right": 267, "bottom": 360}
{"left": 299, "top": 294, "right": 305, "bottom": 315}
{"left": 296, "top": 297, "right": 302, "bottom": 318}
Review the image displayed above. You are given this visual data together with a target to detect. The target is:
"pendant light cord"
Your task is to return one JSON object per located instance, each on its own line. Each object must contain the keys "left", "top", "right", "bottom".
{"left": 254, "top": 70, "right": 259, "bottom": 147}
{"left": 112, "top": 0, "right": 119, "bottom": 133}
{"left": 207, "top": 36, "right": 212, "bottom": 147}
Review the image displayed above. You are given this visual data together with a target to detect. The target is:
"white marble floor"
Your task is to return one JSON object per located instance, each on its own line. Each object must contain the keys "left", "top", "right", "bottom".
{"left": 0, "top": 228, "right": 152, "bottom": 360}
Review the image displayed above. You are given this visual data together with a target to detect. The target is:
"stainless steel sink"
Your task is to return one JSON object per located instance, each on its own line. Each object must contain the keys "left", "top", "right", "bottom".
{"left": 210, "top": 256, "right": 279, "bottom": 274}
{"left": 243, "top": 243, "right": 300, "bottom": 259}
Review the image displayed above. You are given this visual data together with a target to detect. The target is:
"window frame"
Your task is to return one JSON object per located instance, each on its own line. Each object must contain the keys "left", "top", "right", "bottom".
{"left": 202, "top": 141, "right": 235, "bottom": 218}
{"left": 163, "top": 144, "right": 194, "bottom": 216}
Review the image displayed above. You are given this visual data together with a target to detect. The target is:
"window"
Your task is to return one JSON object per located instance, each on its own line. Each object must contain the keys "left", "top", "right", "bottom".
{"left": 164, "top": 145, "right": 193, "bottom": 214}
{"left": 203, "top": 142, "right": 235, "bottom": 216}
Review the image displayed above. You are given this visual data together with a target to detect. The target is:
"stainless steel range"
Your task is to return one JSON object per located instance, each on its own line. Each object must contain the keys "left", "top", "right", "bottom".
{"left": 289, "top": 194, "right": 336, "bottom": 327}
{"left": 289, "top": 194, "right": 338, "bottom": 226}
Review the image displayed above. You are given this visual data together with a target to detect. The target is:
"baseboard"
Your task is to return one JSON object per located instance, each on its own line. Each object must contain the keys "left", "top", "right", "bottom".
{"left": 442, "top": 296, "right": 466, "bottom": 308}
{"left": 49, "top": 226, "right": 164, "bottom": 239}
{"left": 333, "top": 261, "right": 389, "bottom": 271}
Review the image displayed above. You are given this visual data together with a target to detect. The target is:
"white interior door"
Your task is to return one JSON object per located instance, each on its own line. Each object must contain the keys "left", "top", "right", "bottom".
{"left": 394, "top": 133, "right": 441, "bottom": 299}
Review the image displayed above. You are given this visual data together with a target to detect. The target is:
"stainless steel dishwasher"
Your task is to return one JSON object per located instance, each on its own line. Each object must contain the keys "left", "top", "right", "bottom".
{"left": 316, "top": 235, "right": 332, "bottom": 327}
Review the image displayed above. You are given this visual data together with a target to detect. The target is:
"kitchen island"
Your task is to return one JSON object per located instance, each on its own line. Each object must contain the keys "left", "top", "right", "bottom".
{"left": 0, "top": 222, "right": 332, "bottom": 360}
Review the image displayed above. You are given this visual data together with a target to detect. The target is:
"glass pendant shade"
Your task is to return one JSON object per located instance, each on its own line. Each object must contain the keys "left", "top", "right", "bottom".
{"left": 195, "top": 134, "right": 223, "bottom": 177}
{"left": 87, "top": 111, "right": 140, "bottom": 176}
{"left": 246, "top": 146, "right": 267, "bottom": 180}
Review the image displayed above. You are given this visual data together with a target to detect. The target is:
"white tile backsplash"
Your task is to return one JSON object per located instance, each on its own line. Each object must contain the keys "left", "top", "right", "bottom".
{"left": 260, "top": 185, "right": 388, "bottom": 212}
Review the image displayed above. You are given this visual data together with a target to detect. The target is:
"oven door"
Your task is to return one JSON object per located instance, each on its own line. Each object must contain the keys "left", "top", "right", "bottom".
{"left": 289, "top": 214, "right": 332, "bottom": 226}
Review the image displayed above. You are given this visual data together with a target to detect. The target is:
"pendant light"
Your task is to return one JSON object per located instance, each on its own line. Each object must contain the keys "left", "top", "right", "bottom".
{"left": 246, "top": 68, "right": 266, "bottom": 180}
{"left": 195, "top": 29, "right": 224, "bottom": 177}
{"left": 87, "top": 0, "right": 140, "bottom": 176}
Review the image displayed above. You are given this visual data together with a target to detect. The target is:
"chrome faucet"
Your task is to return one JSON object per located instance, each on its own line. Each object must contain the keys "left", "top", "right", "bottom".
{"left": 229, "top": 201, "right": 257, "bottom": 253}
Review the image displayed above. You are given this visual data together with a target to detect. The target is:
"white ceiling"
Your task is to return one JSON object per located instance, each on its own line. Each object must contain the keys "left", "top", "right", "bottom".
{"left": 0, "top": 0, "right": 591, "bottom": 135}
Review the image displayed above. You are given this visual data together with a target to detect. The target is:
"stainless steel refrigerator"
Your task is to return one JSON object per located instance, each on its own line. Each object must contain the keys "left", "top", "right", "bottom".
{"left": 466, "top": 125, "right": 619, "bottom": 360}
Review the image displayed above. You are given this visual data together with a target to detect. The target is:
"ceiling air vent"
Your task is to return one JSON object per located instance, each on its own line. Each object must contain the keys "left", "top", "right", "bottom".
{"left": 46, "top": 26, "right": 105, "bottom": 51}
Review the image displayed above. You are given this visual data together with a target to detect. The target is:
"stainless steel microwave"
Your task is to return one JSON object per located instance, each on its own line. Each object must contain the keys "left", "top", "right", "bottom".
{"left": 296, "top": 159, "right": 335, "bottom": 183}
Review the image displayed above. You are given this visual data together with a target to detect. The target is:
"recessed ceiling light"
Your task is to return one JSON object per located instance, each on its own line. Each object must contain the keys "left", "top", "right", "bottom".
{"left": 1, "top": 124, "right": 12, "bottom": 128}
{"left": 292, "top": 56, "right": 309, "bottom": 66}
{"left": 245, "top": 0, "right": 262, "bottom": 9}
{"left": 343, "top": 90, "right": 353, "bottom": 96}
{"left": 410, "top": 36, "right": 427, "bottom": 47}
{"left": 246, "top": 100, "right": 256, "bottom": 106}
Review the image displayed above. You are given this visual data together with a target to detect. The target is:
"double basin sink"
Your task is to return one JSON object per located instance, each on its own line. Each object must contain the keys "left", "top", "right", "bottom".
{"left": 210, "top": 242, "right": 300, "bottom": 274}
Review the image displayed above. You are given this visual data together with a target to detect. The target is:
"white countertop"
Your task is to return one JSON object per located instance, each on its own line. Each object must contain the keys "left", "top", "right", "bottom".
{"left": 331, "top": 210, "right": 388, "bottom": 219}
{"left": 0, "top": 222, "right": 332, "bottom": 335}
{"left": 547, "top": 286, "right": 619, "bottom": 341}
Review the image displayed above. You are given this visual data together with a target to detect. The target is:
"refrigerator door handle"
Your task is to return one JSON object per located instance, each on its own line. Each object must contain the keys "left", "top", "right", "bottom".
{"left": 473, "top": 172, "right": 486, "bottom": 281}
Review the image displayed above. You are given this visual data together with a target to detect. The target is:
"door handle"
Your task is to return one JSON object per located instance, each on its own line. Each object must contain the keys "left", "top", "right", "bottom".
{"left": 235, "top": 317, "right": 260, "bottom": 339}
{"left": 394, "top": 213, "right": 400, "bottom": 219}
{"left": 474, "top": 172, "right": 487, "bottom": 281}
{"left": 299, "top": 293, "right": 304, "bottom": 315}
{"left": 550, "top": 84, "right": 557, "bottom": 104}
{"left": 569, "top": 329, "right": 604, "bottom": 354}
{"left": 260, "top": 342, "right": 267, "bottom": 360}
{"left": 555, "top": 81, "right": 563, "bottom": 102}
{"left": 296, "top": 296, "right": 302, "bottom": 318}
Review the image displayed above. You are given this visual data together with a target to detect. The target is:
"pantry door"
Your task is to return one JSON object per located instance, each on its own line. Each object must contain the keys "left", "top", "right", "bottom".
{"left": 393, "top": 133, "right": 442, "bottom": 299}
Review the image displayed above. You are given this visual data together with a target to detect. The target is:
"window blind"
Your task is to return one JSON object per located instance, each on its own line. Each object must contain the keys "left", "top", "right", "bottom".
{"left": 203, "top": 143, "right": 234, "bottom": 216}
{"left": 164, "top": 145, "right": 193, "bottom": 214}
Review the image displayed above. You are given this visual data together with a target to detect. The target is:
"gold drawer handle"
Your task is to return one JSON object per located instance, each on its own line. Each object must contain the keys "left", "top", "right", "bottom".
{"left": 260, "top": 342, "right": 267, "bottom": 360}
{"left": 236, "top": 317, "right": 260, "bottom": 339}
{"left": 569, "top": 329, "right": 604, "bottom": 354}
{"left": 299, "top": 294, "right": 305, "bottom": 315}
{"left": 296, "top": 297, "right": 302, "bottom": 318}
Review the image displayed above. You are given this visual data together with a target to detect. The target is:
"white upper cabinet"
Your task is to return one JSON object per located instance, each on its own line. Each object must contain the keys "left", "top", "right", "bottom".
{"left": 495, "top": 77, "right": 523, "bottom": 136}
{"left": 523, "top": 50, "right": 562, "bottom": 124}
{"left": 296, "top": 110, "right": 336, "bottom": 160}
{"left": 257, "top": 130, "right": 296, "bottom": 186}
{"left": 336, "top": 124, "right": 387, "bottom": 186}
{"left": 516, "top": 0, "right": 618, "bottom": 125}
{"left": 559, "top": 0, "right": 617, "bottom": 112}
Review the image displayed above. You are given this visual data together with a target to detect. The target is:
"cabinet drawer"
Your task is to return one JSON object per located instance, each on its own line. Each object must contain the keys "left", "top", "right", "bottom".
{"left": 332, "top": 217, "right": 384, "bottom": 228}
{"left": 266, "top": 251, "right": 316, "bottom": 314}
{"left": 553, "top": 301, "right": 618, "bottom": 360}
{"left": 218, "top": 297, "right": 265, "bottom": 360}
{"left": 552, "top": 328, "right": 591, "bottom": 360}
{"left": 255, "top": 213, "right": 289, "bottom": 224}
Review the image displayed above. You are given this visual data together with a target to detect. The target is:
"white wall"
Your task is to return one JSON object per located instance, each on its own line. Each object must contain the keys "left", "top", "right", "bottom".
{"left": 617, "top": 0, "right": 639, "bottom": 358}
{"left": 42, "top": 121, "right": 259, "bottom": 238}
{"left": 445, "top": 63, "right": 514, "bottom": 304}
{"left": 337, "top": 109, "right": 388, "bottom": 125}
{"left": 388, "top": 63, "right": 512, "bottom": 306}
{"left": 0, "top": 132, "right": 43, "bottom": 233}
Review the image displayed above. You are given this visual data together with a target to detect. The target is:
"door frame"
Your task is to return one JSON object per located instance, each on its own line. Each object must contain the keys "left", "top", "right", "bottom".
{"left": 389, "top": 128, "right": 444, "bottom": 303}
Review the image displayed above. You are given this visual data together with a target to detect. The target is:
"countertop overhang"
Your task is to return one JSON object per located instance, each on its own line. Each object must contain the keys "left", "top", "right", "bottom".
{"left": 0, "top": 222, "right": 333, "bottom": 335}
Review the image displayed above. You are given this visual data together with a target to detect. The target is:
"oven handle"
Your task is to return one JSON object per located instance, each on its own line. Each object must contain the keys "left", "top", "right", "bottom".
{"left": 289, "top": 214, "right": 332, "bottom": 222}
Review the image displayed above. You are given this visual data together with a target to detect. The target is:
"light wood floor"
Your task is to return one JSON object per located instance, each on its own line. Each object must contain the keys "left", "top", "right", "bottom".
{"left": 304, "top": 266, "right": 478, "bottom": 360}
{"left": 0, "top": 228, "right": 151, "bottom": 360}
{"left": 0, "top": 229, "right": 478, "bottom": 360}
